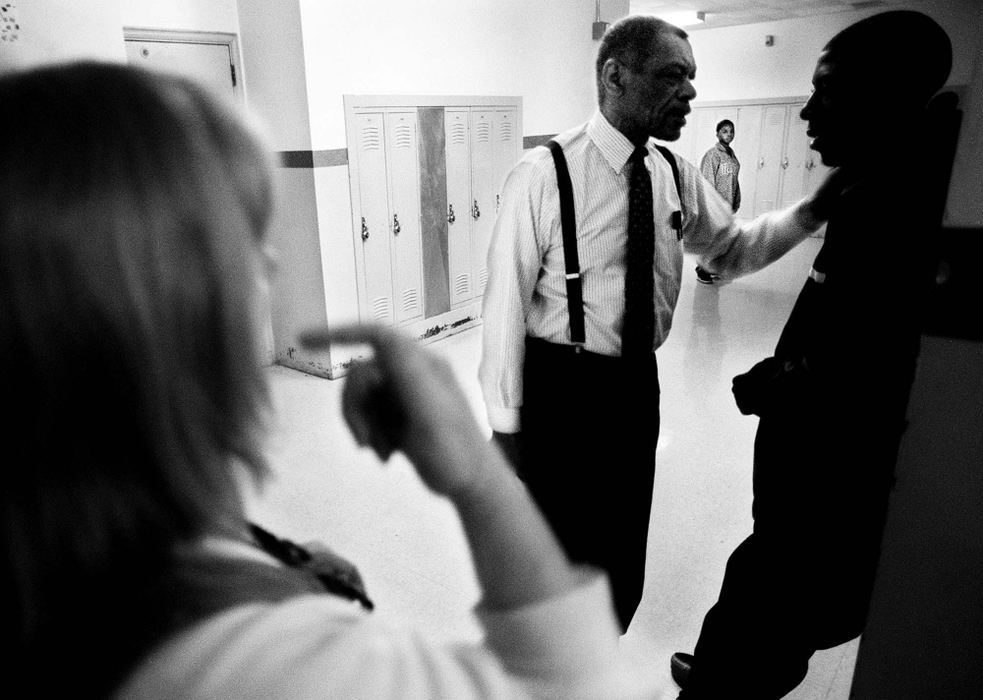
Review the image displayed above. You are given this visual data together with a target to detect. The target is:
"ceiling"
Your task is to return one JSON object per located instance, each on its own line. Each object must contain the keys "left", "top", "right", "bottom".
{"left": 629, "top": 0, "right": 922, "bottom": 30}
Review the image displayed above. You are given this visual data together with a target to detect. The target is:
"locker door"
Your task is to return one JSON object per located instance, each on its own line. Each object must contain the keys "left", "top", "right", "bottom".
{"left": 690, "top": 108, "right": 720, "bottom": 170}
{"left": 670, "top": 113, "right": 698, "bottom": 167}
{"left": 803, "top": 150, "right": 833, "bottom": 196}
{"left": 734, "top": 105, "right": 763, "bottom": 219}
{"left": 385, "top": 111, "right": 424, "bottom": 325}
{"left": 470, "top": 109, "right": 496, "bottom": 297}
{"left": 494, "top": 108, "right": 520, "bottom": 216}
{"left": 780, "top": 104, "right": 810, "bottom": 209}
{"left": 445, "top": 109, "right": 473, "bottom": 306}
{"left": 754, "top": 105, "right": 788, "bottom": 215}
{"left": 353, "top": 112, "right": 395, "bottom": 325}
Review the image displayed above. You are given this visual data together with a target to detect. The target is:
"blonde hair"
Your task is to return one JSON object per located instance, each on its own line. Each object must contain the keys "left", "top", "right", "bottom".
{"left": 0, "top": 61, "right": 275, "bottom": 693}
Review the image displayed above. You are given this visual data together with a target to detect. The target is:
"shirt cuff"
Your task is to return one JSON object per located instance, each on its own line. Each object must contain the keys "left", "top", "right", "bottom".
{"left": 486, "top": 406, "right": 521, "bottom": 433}
{"left": 476, "top": 568, "right": 622, "bottom": 682}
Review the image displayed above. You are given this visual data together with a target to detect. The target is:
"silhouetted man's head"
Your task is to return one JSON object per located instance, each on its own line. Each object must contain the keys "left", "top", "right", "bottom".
{"left": 800, "top": 11, "right": 952, "bottom": 167}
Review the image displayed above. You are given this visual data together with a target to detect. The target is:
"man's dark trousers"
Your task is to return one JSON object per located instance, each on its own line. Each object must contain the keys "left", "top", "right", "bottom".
{"left": 518, "top": 336, "right": 660, "bottom": 632}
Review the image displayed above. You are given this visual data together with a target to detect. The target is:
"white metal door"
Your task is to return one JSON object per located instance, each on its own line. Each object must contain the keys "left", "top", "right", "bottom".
{"left": 470, "top": 109, "right": 496, "bottom": 297}
{"left": 780, "top": 104, "right": 810, "bottom": 209}
{"left": 754, "top": 105, "right": 788, "bottom": 216}
{"left": 125, "top": 39, "right": 236, "bottom": 102}
{"left": 690, "top": 108, "right": 719, "bottom": 170}
{"left": 445, "top": 109, "right": 473, "bottom": 306}
{"left": 385, "top": 111, "right": 424, "bottom": 325}
{"left": 353, "top": 112, "right": 395, "bottom": 325}
{"left": 734, "top": 105, "right": 763, "bottom": 218}
{"left": 494, "top": 108, "right": 520, "bottom": 216}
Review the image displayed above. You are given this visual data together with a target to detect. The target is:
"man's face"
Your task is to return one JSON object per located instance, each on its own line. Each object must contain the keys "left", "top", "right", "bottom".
{"left": 619, "top": 34, "right": 697, "bottom": 141}
{"left": 717, "top": 124, "right": 734, "bottom": 145}
{"left": 800, "top": 51, "right": 867, "bottom": 167}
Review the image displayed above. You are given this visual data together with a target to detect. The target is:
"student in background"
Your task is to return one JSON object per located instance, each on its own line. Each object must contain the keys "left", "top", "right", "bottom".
{"left": 0, "top": 61, "right": 657, "bottom": 699}
{"left": 696, "top": 119, "right": 741, "bottom": 284}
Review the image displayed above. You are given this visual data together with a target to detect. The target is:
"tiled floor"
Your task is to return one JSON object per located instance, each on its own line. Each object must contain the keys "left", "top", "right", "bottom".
{"left": 247, "top": 236, "right": 859, "bottom": 699}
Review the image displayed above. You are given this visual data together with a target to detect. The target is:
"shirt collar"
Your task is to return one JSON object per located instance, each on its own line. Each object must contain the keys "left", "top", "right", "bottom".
{"left": 587, "top": 111, "right": 644, "bottom": 174}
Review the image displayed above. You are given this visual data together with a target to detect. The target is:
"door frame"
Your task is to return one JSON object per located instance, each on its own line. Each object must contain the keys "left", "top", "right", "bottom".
{"left": 123, "top": 27, "right": 244, "bottom": 104}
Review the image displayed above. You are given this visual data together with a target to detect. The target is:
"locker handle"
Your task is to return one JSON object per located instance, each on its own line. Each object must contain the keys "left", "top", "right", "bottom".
{"left": 361, "top": 217, "right": 369, "bottom": 241}
{"left": 805, "top": 159, "right": 815, "bottom": 171}
{"left": 448, "top": 204, "right": 456, "bottom": 224}
{"left": 393, "top": 213, "right": 401, "bottom": 235}
{"left": 758, "top": 157, "right": 765, "bottom": 169}
{"left": 472, "top": 200, "right": 481, "bottom": 220}
{"left": 781, "top": 156, "right": 790, "bottom": 169}
{"left": 496, "top": 194, "right": 500, "bottom": 212}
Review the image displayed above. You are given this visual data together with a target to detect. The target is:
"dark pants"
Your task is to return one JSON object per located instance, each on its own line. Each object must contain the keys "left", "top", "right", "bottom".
{"left": 518, "top": 337, "right": 660, "bottom": 632}
{"left": 680, "top": 415, "right": 891, "bottom": 699}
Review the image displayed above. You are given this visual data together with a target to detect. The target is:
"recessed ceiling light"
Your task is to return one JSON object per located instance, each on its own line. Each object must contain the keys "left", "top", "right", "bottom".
{"left": 650, "top": 10, "right": 707, "bottom": 27}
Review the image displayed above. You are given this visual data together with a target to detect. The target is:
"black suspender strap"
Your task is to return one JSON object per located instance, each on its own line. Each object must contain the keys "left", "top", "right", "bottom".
{"left": 653, "top": 144, "right": 684, "bottom": 239}
{"left": 546, "top": 139, "right": 586, "bottom": 347}
{"left": 544, "top": 140, "right": 685, "bottom": 347}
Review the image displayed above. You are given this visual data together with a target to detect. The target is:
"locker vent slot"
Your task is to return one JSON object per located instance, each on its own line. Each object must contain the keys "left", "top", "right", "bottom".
{"left": 402, "top": 288, "right": 420, "bottom": 313}
{"left": 454, "top": 273, "right": 470, "bottom": 297}
{"left": 393, "top": 124, "right": 413, "bottom": 150}
{"left": 361, "top": 126, "right": 382, "bottom": 151}
{"left": 475, "top": 121, "right": 491, "bottom": 143}
{"left": 372, "top": 297, "right": 391, "bottom": 320}
{"left": 478, "top": 268, "right": 488, "bottom": 290}
{"left": 498, "top": 119, "right": 513, "bottom": 142}
{"left": 450, "top": 122, "right": 467, "bottom": 145}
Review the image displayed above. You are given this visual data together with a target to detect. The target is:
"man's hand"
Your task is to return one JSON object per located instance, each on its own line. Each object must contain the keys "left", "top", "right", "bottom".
{"left": 732, "top": 356, "right": 783, "bottom": 416}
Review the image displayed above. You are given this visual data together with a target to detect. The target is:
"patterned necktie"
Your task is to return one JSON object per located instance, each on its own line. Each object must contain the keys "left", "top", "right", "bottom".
{"left": 623, "top": 146, "right": 655, "bottom": 361}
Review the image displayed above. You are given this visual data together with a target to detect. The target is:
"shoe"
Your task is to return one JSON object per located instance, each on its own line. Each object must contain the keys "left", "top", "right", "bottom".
{"left": 670, "top": 652, "right": 694, "bottom": 688}
{"left": 695, "top": 266, "right": 714, "bottom": 284}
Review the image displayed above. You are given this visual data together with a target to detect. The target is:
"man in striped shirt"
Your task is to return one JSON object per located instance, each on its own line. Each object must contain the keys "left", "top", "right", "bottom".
{"left": 479, "top": 14, "right": 840, "bottom": 633}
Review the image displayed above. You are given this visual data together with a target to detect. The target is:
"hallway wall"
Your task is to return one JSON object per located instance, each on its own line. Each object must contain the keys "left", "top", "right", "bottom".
{"left": 685, "top": 0, "right": 979, "bottom": 102}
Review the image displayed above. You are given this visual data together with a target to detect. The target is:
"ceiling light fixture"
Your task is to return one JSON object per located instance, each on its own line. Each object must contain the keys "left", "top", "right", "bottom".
{"left": 651, "top": 10, "right": 707, "bottom": 28}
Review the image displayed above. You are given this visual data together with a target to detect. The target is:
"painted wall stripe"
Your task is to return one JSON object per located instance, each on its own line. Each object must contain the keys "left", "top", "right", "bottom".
{"left": 523, "top": 134, "right": 557, "bottom": 149}
{"left": 278, "top": 149, "right": 349, "bottom": 168}
{"left": 279, "top": 136, "right": 556, "bottom": 169}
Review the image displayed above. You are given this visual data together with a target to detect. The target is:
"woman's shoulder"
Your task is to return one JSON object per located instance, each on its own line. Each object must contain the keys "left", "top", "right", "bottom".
{"left": 115, "top": 595, "right": 524, "bottom": 700}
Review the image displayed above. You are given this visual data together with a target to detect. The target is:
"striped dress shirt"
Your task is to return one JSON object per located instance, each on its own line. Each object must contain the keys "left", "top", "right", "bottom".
{"left": 479, "top": 111, "right": 823, "bottom": 433}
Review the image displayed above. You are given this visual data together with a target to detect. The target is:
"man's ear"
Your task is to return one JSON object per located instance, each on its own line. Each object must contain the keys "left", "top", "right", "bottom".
{"left": 601, "top": 58, "right": 627, "bottom": 97}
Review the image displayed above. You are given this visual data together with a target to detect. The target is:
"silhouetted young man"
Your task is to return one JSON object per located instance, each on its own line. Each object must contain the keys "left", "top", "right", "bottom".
{"left": 673, "top": 11, "right": 955, "bottom": 698}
